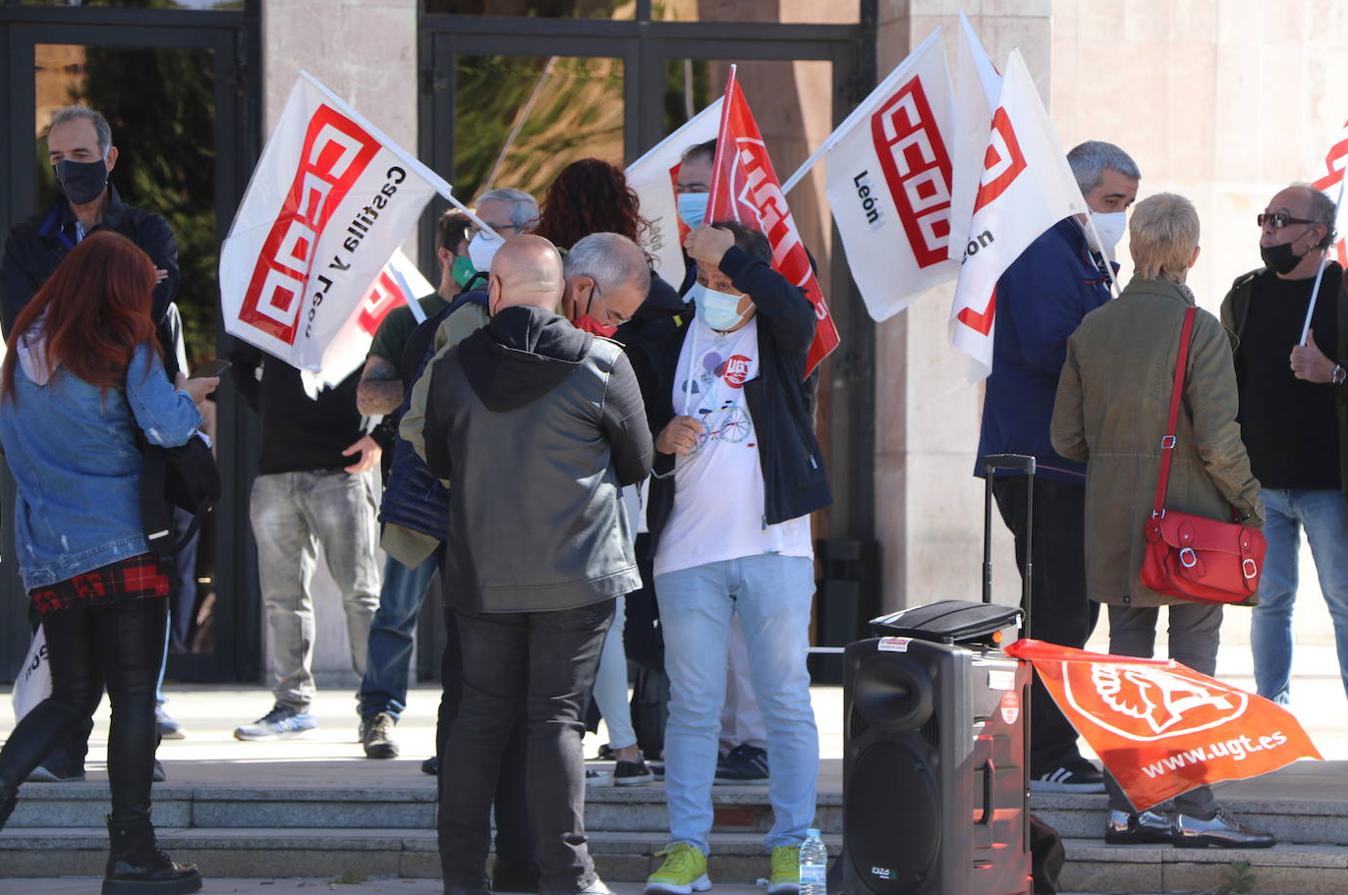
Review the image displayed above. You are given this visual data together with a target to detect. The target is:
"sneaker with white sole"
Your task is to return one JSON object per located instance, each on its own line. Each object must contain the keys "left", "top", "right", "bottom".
{"left": 1029, "top": 758, "right": 1105, "bottom": 794}
{"left": 645, "top": 843, "right": 711, "bottom": 895}
{"left": 234, "top": 704, "right": 317, "bottom": 741}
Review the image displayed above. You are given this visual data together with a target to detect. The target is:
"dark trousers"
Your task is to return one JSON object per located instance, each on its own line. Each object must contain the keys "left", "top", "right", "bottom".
{"left": 992, "top": 475, "right": 1100, "bottom": 773}
{"left": 2, "top": 598, "right": 166, "bottom": 824}
{"left": 439, "top": 599, "right": 614, "bottom": 894}
{"left": 436, "top": 608, "right": 535, "bottom": 872}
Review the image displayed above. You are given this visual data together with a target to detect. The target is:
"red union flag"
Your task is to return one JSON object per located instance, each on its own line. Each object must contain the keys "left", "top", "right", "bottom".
{"left": 707, "top": 69, "right": 840, "bottom": 377}
{"left": 1007, "top": 640, "right": 1321, "bottom": 811}
{"left": 221, "top": 72, "right": 443, "bottom": 378}
{"left": 822, "top": 29, "right": 957, "bottom": 321}
{"left": 947, "top": 50, "right": 1086, "bottom": 378}
{"left": 1311, "top": 119, "right": 1348, "bottom": 268}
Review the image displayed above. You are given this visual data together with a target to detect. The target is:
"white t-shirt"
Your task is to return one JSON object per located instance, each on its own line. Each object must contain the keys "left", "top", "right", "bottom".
{"left": 653, "top": 315, "right": 814, "bottom": 578}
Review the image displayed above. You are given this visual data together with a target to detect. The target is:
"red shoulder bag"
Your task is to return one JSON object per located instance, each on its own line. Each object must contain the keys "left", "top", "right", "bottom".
{"left": 1140, "top": 306, "right": 1265, "bottom": 606}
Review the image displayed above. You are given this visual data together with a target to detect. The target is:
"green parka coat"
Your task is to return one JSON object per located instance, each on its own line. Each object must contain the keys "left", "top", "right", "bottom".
{"left": 1051, "top": 277, "right": 1263, "bottom": 607}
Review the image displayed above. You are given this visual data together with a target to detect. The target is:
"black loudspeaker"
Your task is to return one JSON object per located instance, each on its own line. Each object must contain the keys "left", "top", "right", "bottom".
{"left": 842, "top": 631, "right": 1031, "bottom": 895}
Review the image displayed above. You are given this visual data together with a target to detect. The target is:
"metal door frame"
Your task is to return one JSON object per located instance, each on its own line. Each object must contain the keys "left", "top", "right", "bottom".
{"left": 0, "top": 1, "right": 263, "bottom": 683}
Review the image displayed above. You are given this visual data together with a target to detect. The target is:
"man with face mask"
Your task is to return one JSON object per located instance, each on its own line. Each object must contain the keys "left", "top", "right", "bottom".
{"left": 352, "top": 210, "right": 474, "bottom": 762}
{"left": 977, "top": 140, "right": 1140, "bottom": 796}
{"left": 624, "top": 222, "right": 829, "bottom": 895}
{"left": 672, "top": 141, "right": 716, "bottom": 295}
{"left": 2, "top": 105, "right": 180, "bottom": 345}
{"left": 1, "top": 104, "right": 193, "bottom": 783}
{"left": 1220, "top": 183, "right": 1348, "bottom": 706}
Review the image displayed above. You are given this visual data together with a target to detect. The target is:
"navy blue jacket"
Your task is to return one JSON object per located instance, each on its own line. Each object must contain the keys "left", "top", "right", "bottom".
{"left": 976, "top": 217, "right": 1112, "bottom": 483}
{"left": 379, "top": 289, "right": 488, "bottom": 538}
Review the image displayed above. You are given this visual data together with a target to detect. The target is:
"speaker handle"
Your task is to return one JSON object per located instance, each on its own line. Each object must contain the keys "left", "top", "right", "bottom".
{"left": 974, "top": 734, "right": 995, "bottom": 827}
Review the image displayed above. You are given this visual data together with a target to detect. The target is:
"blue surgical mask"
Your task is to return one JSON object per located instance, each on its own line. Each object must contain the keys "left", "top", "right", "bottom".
{"left": 690, "top": 283, "right": 746, "bottom": 332}
{"left": 677, "top": 192, "right": 709, "bottom": 230}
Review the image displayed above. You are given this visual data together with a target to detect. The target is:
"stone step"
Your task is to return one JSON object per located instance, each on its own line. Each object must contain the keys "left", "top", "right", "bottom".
{"left": 3, "top": 780, "right": 844, "bottom": 834}
{"left": 1032, "top": 792, "right": 1348, "bottom": 847}
{"left": 1059, "top": 838, "right": 1348, "bottom": 895}
{"left": 0, "top": 828, "right": 842, "bottom": 882}
{"left": 4, "top": 826, "right": 1346, "bottom": 893}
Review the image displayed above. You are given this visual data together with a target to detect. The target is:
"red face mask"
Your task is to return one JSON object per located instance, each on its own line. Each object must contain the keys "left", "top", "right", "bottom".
{"left": 574, "top": 315, "right": 618, "bottom": 338}
{"left": 573, "top": 286, "right": 620, "bottom": 338}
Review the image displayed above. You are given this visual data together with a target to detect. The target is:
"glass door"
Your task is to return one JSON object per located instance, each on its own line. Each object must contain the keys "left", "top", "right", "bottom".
{"left": 0, "top": 17, "right": 259, "bottom": 683}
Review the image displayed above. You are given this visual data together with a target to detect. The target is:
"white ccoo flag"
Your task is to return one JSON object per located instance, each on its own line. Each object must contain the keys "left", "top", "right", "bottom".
{"left": 948, "top": 49, "right": 1087, "bottom": 377}
{"left": 820, "top": 29, "right": 957, "bottom": 321}
{"left": 299, "top": 249, "right": 434, "bottom": 395}
{"left": 626, "top": 99, "right": 723, "bottom": 290}
{"left": 947, "top": 10, "right": 1003, "bottom": 261}
{"left": 220, "top": 72, "right": 445, "bottom": 379}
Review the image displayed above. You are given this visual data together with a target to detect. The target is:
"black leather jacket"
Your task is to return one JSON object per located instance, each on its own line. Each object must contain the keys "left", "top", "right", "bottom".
{"left": 424, "top": 305, "right": 653, "bottom": 614}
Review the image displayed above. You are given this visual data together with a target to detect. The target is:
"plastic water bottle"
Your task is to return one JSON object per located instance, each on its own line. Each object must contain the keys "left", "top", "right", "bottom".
{"left": 799, "top": 827, "right": 828, "bottom": 895}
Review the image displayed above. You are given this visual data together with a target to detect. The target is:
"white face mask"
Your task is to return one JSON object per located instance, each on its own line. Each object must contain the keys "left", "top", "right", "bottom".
{"left": 468, "top": 231, "right": 502, "bottom": 276}
{"left": 1086, "top": 210, "right": 1127, "bottom": 257}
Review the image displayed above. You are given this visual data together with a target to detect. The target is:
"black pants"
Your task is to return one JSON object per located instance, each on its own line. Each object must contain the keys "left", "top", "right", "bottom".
{"left": 436, "top": 609, "right": 534, "bottom": 872}
{"left": 1, "top": 598, "right": 166, "bottom": 824}
{"left": 992, "top": 475, "right": 1099, "bottom": 773}
{"left": 25, "top": 604, "right": 95, "bottom": 776}
{"left": 439, "top": 599, "right": 614, "bottom": 894}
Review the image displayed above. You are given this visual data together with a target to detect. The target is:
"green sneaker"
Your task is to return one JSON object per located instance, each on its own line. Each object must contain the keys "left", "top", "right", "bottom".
{"left": 768, "top": 845, "right": 801, "bottom": 895}
{"left": 645, "top": 842, "right": 711, "bottom": 895}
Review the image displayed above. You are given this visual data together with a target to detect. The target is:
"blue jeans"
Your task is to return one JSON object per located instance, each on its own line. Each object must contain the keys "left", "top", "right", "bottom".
{"left": 654, "top": 554, "right": 818, "bottom": 854}
{"left": 359, "top": 552, "right": 439, "bottom": 721}
{"left": 1250, "top": 488, "right": 1348, "bottom": 703}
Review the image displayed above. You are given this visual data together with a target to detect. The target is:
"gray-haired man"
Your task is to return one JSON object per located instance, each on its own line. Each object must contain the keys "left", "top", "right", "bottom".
{"left": 977, "top": 140, "right": 1139, "bottom": 796}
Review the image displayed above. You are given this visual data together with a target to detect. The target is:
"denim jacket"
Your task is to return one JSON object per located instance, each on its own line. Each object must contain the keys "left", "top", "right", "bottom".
{"left": 0, "top": 336, "right": 202, "bottom": 590}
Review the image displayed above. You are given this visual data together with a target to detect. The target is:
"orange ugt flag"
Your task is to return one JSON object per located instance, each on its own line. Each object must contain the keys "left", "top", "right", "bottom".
{"left": 705, "top": 66, "right": 841, "bottom": 378}
{"left": 1006, "top": 640, "right": 1320, "bottom": 811}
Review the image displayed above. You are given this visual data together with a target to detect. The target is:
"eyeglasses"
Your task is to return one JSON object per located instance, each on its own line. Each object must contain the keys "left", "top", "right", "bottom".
{"left": 467, "top": 220, "right": 536, "bottom": 240}
{"left": 1257, "top": 212, "right": 1318, "bottom": 230}
{"left": 587, "top": 282, "right": 632, "bottom": 327}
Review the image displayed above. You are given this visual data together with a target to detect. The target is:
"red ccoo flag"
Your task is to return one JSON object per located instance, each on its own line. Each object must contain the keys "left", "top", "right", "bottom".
{"left": 705, "top": 66, "right": 840, "bottom": 377}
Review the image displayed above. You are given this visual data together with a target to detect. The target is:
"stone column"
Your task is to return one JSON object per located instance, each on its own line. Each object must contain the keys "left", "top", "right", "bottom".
{"left": 872, "top": 1, "right": 1052, "bottom": 612}
{"left": 257, "top": 0, "right": 417, "bottom": 692}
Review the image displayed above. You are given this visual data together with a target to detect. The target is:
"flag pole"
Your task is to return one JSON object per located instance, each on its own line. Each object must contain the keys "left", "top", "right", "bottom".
{"left": 389, "top": 264, "right": 426, "bottom": 324}
{"left": 1299, "top": 176, "right": 1346, "bottom": 346}
{"left": 706, "top": 64, "right": 738, "bottom": 226}
{"left": 781, "top": 28, "right": 946, "bottom": 197}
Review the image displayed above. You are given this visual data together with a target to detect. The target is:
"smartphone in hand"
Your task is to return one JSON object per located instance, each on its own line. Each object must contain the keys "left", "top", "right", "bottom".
{"left": 190, "top": 358, "right": 231, "bottom": 379}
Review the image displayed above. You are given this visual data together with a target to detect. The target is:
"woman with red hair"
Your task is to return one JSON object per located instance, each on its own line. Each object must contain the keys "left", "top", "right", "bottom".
{"left": 0, "top": 231, "right": 215, "bottom": 894}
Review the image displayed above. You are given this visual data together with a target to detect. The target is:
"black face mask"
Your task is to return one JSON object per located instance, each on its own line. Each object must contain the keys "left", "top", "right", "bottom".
{"left": 1260, "top": 240, "right": 1305, "bottom": 275}
{"left": 54, "top": 158, "right": 109, "bottom": 205}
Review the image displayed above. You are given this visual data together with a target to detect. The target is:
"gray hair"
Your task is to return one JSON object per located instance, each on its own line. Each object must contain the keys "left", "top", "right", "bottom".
{"left": 564, "top": 232, "right": 651, "bottom": 295}
{"left": 49, "top": 105, "right": 113, "bottom": 157}
{"left": 477, "top": 187, "right": 539, "bottom": 231}
{"left": 1291, "top": 182, "right": 1339, "bottom": 248}
{"left": 1067, "top": 140, "right": 1140, "bottom": 195}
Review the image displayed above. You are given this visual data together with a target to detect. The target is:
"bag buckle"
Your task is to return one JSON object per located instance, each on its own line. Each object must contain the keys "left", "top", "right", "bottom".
{"left": 1243, "top": 558, "right": 1258, "bottom": 579}
{"left": 1161, "top": 435, "right": 1177, "bottom": 449}
{"left": 1179, "top": 547, "right": 1198, "bottom": 569}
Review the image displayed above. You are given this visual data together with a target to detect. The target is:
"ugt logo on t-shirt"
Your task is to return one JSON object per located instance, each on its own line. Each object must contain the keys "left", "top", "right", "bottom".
{"left": 722, "top": 354, "right": 752, "bottom": 388}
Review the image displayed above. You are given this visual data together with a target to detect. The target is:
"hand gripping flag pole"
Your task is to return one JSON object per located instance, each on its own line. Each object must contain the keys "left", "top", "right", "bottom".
{"left": 1299, "top": 175, "right": 1346, "bottom": 347}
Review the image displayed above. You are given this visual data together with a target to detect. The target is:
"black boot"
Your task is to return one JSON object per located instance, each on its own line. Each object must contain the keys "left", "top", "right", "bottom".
{"left": 103, "top": 817, "right": 202, "bottom": 895}
{"left": 0, "top": 781, "right": 16, "bottom": 832}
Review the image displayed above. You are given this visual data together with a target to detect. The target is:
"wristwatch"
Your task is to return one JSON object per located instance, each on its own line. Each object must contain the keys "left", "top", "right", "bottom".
{"left": 1334, "top": 364, "right": 1346, "bottom": 386}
